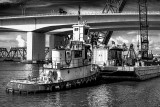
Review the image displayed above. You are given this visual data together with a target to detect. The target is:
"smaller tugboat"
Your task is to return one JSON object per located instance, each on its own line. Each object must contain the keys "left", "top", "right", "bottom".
{"left": 6, "top": 13, "right": 99, "bottom": 94}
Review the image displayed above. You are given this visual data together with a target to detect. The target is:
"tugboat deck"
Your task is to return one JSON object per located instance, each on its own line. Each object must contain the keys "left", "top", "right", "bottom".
{"left": 10, "top": 79, "right": 46, "bottom": 85}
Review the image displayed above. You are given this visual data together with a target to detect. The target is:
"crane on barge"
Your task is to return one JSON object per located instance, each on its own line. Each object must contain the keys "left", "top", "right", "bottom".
{"left": 93, "top": 0, "right": 160, "bottom": 80}
{"left": 125, "top": 0, "right": 152, "bottom": 66}
{"left": 138, "top": 0, "right": 149, "bottom": 60}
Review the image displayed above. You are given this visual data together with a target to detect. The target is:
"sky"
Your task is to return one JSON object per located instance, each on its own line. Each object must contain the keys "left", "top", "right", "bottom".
{"left": 0, "top": 0, "right": 160, "bottom": 54}
{"left": 108, "top": 30, "right": 160, "bottom": 54}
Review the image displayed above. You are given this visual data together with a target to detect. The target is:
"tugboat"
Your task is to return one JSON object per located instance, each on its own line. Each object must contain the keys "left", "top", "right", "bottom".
{"left": 6, "top": 12, "right": 99, "bottom": 94}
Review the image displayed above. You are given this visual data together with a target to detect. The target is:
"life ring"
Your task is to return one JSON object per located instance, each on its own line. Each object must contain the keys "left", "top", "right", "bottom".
{"left": 91, "top": 64, "right": 96, "bottom": 71}
{"left": 18, "top": 84, "right": 22, "bottom": 89}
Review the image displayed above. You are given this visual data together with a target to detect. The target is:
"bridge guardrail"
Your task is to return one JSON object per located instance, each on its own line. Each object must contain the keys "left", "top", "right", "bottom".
{"left": 0, "top": 11, "right": 160, "bottom": 19}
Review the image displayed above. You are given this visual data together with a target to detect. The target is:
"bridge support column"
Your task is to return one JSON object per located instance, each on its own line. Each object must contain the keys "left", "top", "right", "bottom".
{"left": 27, "top": 32, "right": 45, "bottom": 61}
{"left": 49, "top": 34, "right": 66, "bottom": 59}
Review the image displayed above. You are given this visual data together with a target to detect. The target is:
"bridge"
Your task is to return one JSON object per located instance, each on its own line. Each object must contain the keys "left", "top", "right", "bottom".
{"left": 0, "top": 0, "right": 158, "bottom": 62}
{"left": 0, "top": 13, "right": 160, "bottom": 32}
{"left": 0, "top": 13, "right": 159, "bottom": 62}
{"left": 0, "top": 47, "right": 50, "bottom": 61}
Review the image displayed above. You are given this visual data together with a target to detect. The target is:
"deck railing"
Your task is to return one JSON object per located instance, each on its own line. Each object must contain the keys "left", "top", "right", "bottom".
{"left": 43, "top": 58, "right": 90, "bottom": 69}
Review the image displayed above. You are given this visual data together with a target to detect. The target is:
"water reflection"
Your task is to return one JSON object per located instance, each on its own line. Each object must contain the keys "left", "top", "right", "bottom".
{"left": 31, "top": 85, "right": 114, "bottom": 107}
{"left": 87, "top": 85, "right": 112, "bottom": 107}
{"left": 2, "top": 63, "right": 160, "bottom": 107}
{"left": 87, "top": 80, "right": 160, "bottom": 107}
{"left": 3, "top": 79, "right": 160, "bottom": 107}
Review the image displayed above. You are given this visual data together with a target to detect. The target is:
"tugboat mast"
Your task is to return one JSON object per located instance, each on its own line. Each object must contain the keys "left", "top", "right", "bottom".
{"left": 78, "top": 5, "right": 82, "bottom": 24}
{"left": 138, "top": 0, "right": 149, "bottom": 59}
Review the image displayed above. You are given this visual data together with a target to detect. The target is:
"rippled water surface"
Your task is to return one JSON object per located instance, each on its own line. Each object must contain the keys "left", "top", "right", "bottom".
{"left": 1, "top": 62, "right": 160, "bottom": 107}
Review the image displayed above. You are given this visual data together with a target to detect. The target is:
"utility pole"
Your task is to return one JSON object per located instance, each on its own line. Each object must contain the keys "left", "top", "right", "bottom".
{"left": 138, "top": 0, "right": 149, "bottom": 59}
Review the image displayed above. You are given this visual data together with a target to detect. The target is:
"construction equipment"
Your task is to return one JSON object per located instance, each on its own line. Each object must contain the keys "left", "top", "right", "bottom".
{"left": 138, "top": 0, "right": 149, "bottom": 59}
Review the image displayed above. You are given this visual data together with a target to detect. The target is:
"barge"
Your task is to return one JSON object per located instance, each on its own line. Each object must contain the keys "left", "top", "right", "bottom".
{"left": 6, "top": 19, "right": 100, "bottom": 94}
{"left": 93, "top": 44, "right": 160, "bottom": 80}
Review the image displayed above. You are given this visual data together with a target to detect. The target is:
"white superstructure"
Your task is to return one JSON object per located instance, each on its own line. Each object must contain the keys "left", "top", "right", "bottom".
{"left": 40, "top": 22, "right": 98, "bottom": 83}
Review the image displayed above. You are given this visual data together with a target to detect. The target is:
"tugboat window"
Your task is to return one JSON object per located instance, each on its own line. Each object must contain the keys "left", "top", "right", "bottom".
{"left": 85, "top": 29, "right": 89, "bottom": 35}
{"left": 74, "top": 50, "right": 82, "bottom": 58}
{"left": 74, "top": 28, "right": 79, "bottom": 31}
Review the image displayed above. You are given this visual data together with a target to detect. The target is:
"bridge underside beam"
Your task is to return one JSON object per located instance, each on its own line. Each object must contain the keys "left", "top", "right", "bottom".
{"left": 50, "top": 24, "right": 160, "bottom": 36}
{"left": 91, "top": 26, "right": 160, "bottom": 31}
{"left": 27, "top": 32, "right": 45, "bottom": 61}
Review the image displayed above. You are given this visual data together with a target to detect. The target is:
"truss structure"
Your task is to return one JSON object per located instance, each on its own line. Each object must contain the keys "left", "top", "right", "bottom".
{"left": 102, "top": 0, "right": 126, "bottom": 13}
{"left": 0, "top": 47, "right": 50, "bottom": 61}
{"left": 7, "top": 47, "right": 27, "bottom": 60}
{"left": 89, "top": 0, "right": 126, "bottom": 46}
{"left": 0, "top": 48, "right": 8, "bottom": 58}
{"left": 138, "top": 0, "right": 149, "bottom": 59}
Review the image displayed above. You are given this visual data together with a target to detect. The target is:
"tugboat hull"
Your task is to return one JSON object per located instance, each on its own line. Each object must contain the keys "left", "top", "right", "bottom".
{"left": 6, "top": 73, "right": 99, "bottom": 94}
{"left": 6, "top": 65, "right": 100, "bottom": 94}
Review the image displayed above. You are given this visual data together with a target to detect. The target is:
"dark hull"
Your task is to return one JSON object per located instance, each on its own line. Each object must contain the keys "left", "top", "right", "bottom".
{"left": 6, "top": 72, "right": 99, "bottom": 94}
{"left": 100, "top": 66, "right": 160, "bottom": 81}
{"left": 135, "top": 66, "right": 160, "bottom": 80}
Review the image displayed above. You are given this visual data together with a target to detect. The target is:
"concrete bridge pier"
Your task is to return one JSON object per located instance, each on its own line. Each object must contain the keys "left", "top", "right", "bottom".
{"left": 49, "top": 34, "right": 67, "bottom": 59}
{"left": 27, "top": 32, "right": 45, "bottom": 61}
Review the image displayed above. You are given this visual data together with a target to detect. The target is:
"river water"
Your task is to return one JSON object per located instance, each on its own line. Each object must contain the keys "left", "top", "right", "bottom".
{"left": 1, "top": 62, "right": 160, "bottom": 107}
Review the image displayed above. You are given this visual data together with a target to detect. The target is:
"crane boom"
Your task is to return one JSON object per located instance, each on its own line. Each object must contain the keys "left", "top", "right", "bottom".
{"left": 138, "top": 0, "right": 149, "bottom": 59}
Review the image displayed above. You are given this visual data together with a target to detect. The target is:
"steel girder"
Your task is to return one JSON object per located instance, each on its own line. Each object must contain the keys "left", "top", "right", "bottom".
{"left": 102, "top": 0, "right": 126, "bottom": 13}
{"left": 0, "top": 47, "right": 50, "bottom": 61}
{"left": 90, "top": 0, "right": 126, "bottom": 46}
{"left": 89, "top": 31, "right": 113, "bottom": 46}
{"left": 0, "top": 48, "right": 8, "bottom": 58}
{"left": 5, "top": 47, "right": 50, "bottom": 61}
{"left": 6, "top": 47, "right": 27, "bottom": 60}
{"left": 138, "top": 0, "right": 148, "bottom": 59}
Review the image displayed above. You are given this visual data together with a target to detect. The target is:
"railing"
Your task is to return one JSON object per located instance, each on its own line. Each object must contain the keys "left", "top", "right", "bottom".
{"left": 0, "top": 47, "right": 50, "bottom": 62}
{"left": 117, "top": 66, "right": 134, "bottom": 71}
{"left": 93, "top": 59, "right": 116, "bottom": 67}
{"left": 43, "top": 58, "right": 90, "bottom": 69}
{"left": 0, "top": 11, "right": 160, "bottom": 19}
